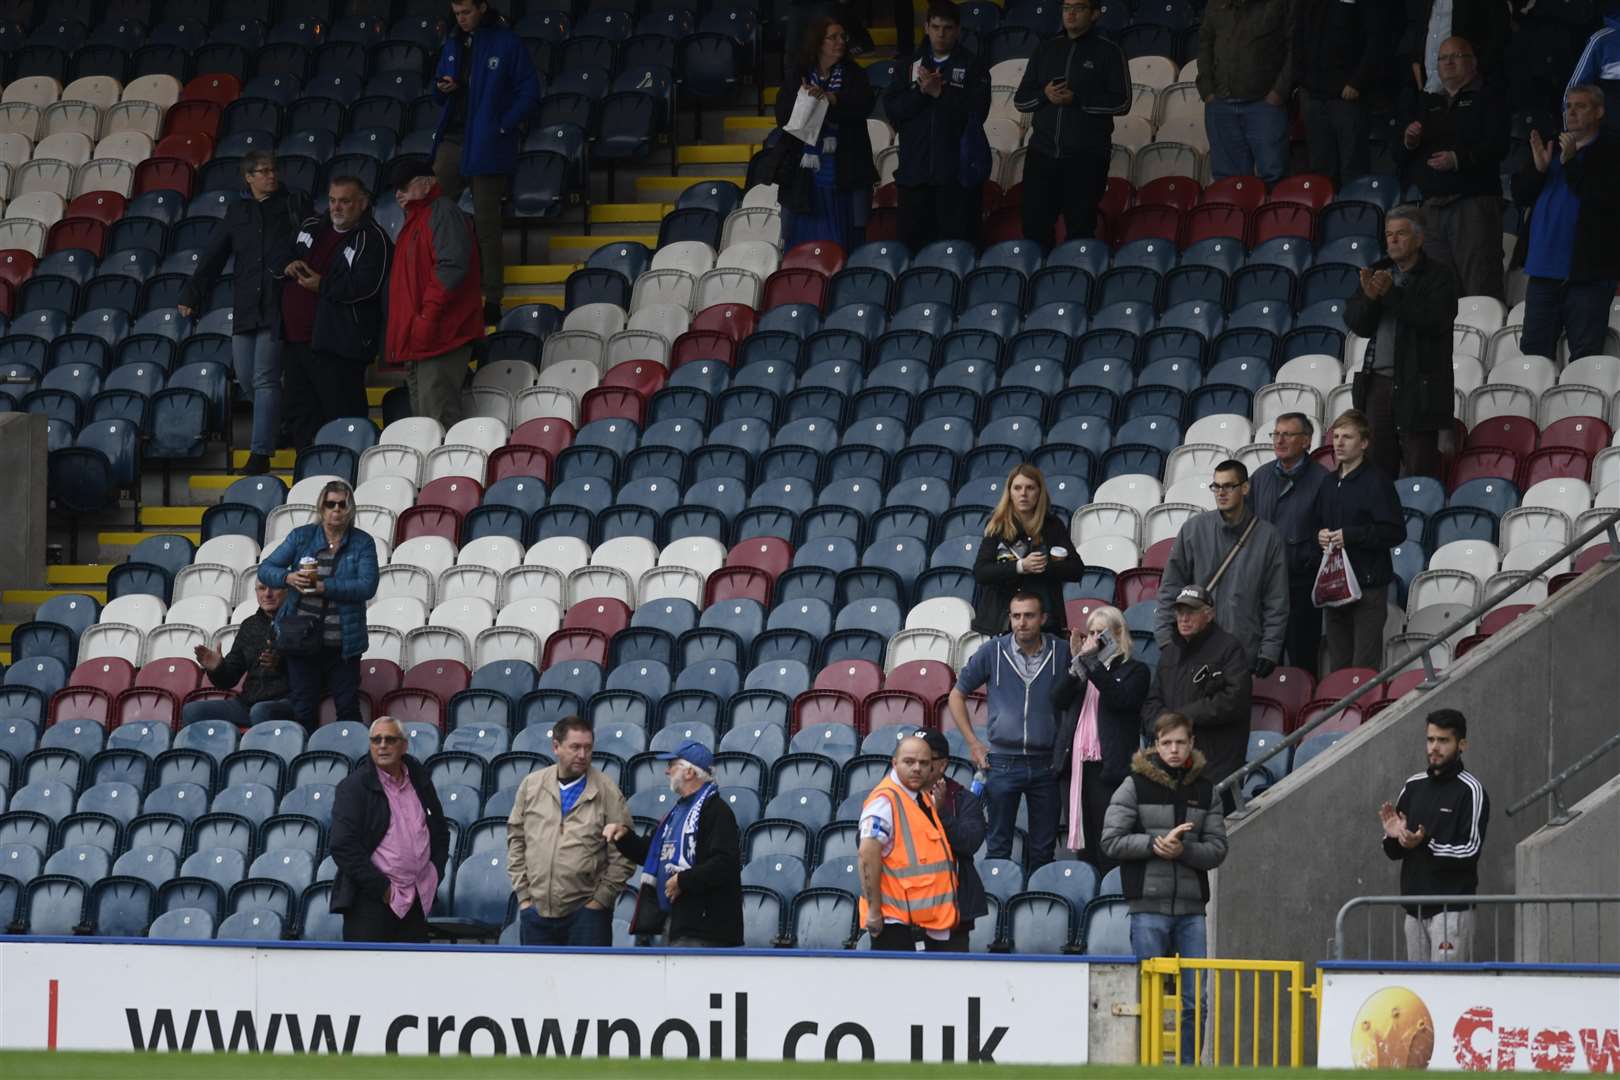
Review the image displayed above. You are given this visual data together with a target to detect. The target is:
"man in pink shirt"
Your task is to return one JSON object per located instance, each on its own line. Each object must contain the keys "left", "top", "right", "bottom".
{"left": 329, "top": 715, "right": 450, "bottom": 942}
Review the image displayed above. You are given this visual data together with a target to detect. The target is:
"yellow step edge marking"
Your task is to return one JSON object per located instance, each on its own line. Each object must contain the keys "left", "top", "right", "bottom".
{"left": 46, "top": 565, "right": 112, "bottom": 585}
{"left": 503, "top": 264, "right": 578, "bottom": 285}
{"left": 98, "top": 531, "right": 201, "bottom": 547}
{"left": 0, "top": 624, "right": 16, "bottom": 644}
{"left": 230, "top": 449, "right": 298, "bottom": 469}
{"left": 140, "top": 507, "right": 206, "bottom": 526}
{"left": 588, "top": 203, "right": 671, "bottom": 223}
{"left": 191, "top": 473, "right": 293, "bottom": 490}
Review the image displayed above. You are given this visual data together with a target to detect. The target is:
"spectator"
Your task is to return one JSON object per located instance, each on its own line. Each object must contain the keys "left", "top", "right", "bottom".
{"left": 773, "top": 18, "right": 878, "bottom": 251}
{"left": 858, "top": 733, "right": 962, "bottom": 950}
{"left": 506, "top": 716, "right": 636, "bottom": 947}
{"left": 176, "top": 149, "right": 310, "bottom": 475}
{"left": 1402, "top": 0, "right": 1507, "bottom": 94}
{"left": 972, "top": 464, "right": 1085, "bottom": 636}
{"left": 920, "top": 728, "right": 988, "bottom": 949}
{"left": 328, "top": 715, "right": 450, "bottom": 943}
{"left": 891, "top": 0, "right": 916, "bottom": 62}
{"left": 280, "top": 177, "right": 392, "bottom": 449}
{"left": 1380, "top": 708, "right": 1489, "bottom": 961}
{"left": 1196, "top": 0, "right": 1294, "bottom": 184}
{"left": 1312, "top": 409, "right": 1406, "bottom": 671}
{"left": 883, "top": 3, "right": 991, "bottom": 253}
{"left": 605, "top": 741, "right": 742, "bottom": 947}
{"left": 1344, "top": 206, "right": 1459, "bottom": 481}
{"left": 948, "top": 591, "right": 1070, "bottom": 873}
{"left": 430, "top": 0, "right": 541, "bottom": 325}
{"left": 258, "top": 479, "right": 380, "bottom": 733}
{"left": 1394, "top": 39, "right": 1509, "bottom": 301}
{"left": 1013, "top": 0, "right": 1130, "bottom": 251}
{"left": 1100, "top": 711, "right": 1229, "bottom": 1065}
{"left": 1051, "top": 604, "right": 1151, "bottom": 873}
{"left": 1292, "top": 0, "right": 1385, "bottom": 185}
{"left": 1513, "top": 86, "right": 1620, "bottom": 364}
{"left": 384, "top": 160, "right": 485, "bottom": 431}
{"left": 1568, "top": 8, "right": 1620, "bottom": 134}
{"left": 1154, "top": 460, "right": 1289, "bottom": 677}
{"left": 1249, "top": 413, "right": 1333, "bottom": 674}
{"left": 1142, "top": 585, "right": 1253, "bottom": 799}
{"left": 183, "top": 581, "right": 295, "bottom": 729}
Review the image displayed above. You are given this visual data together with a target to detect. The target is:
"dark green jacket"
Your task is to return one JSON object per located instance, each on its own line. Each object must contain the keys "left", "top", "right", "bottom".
{"left": 1196, "top": 0, "right": 1294, "bottom": 102}
{"left": 1344, "top": 252, "right": 1459, "bottom": 433}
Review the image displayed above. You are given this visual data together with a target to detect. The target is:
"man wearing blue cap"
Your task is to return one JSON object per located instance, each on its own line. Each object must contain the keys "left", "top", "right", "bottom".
{"left": 604, "top": 739, "right": 743, "bottom": 947}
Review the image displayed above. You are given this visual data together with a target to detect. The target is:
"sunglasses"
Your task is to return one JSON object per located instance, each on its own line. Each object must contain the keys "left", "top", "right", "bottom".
{"left": 370, "top": 734, "right": 404, "bottom": 745}
{"left": 323, "top": 499, "right": 349, "bottom": 509}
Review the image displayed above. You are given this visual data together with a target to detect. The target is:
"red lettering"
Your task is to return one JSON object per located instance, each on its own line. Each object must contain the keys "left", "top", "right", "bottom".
{"left": 1581, "top": 1029, "right": 1620, "bottom": 1073}
{"left": 1455, "top": 1007, "right": 1494, "bottom": 1071}
{"left": 1498, "top": 1026, "right": 1531, "bottom": 1071}
{"left": 1533, "top": 1029, "right": 1576, "bottom": 1072}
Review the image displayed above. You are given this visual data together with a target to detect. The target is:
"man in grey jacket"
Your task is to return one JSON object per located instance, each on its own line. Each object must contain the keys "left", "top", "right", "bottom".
{"left": 1102, "top": 711, "right": 1228, "bottom": 1064}
{"left": 1155, "top": 459, "right": 1290, "bottom": 678}
{"left": 1249, "top": 413, "right": 1332, "bottom": 674}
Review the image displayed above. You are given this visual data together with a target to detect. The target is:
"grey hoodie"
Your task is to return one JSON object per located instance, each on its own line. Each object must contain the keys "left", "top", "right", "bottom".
{"left": 1153, "top": 507, "right": 1290, "bottom": 666}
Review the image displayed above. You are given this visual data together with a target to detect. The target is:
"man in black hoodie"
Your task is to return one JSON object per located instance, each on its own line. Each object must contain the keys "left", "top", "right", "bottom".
{"left": 183, "top": 580, "right": 293, "bottom": 728}
{"left": 1380, "top": 709, "right": 1489, "bottom": 961}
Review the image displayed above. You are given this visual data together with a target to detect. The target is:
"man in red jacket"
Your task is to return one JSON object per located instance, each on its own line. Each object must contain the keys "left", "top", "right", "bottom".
{"left": 384, "top": 160, "right": 484, "bottom": 430}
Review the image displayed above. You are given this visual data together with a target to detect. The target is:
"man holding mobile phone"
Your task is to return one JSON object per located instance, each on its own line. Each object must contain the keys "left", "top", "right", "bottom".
{"left": 1011, "top": 0, "right": 1130, "bottom": 251}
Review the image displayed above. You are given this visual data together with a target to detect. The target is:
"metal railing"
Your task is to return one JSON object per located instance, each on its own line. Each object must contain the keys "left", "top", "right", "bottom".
{"left": 1333, "top": 894, "right": 1620, "bottom": 962}
{"left": 1217, "top": 505, "right": 1620, "bottom": 811}
{"left": 1138, "top": 956, "right": 1315, "bottom": 1067}
{"left": 1506, "top": 729, "right": 1620, "bottom": 824}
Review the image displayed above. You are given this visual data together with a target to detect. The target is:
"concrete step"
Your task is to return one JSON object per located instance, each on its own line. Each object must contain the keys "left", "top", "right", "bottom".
{"left": 720, "top": 117, "right": 772, "bottom": 145}
{"left": 140, "top": 506, "right": 205, "bottom": 528}
{"left": 46, "top": 565, "right": 112, "bottom": 586}
{"left": 230, "top": 450, "right": 298, "bottom": 470}
{"left": 588, "top": 203, "right": 671, "bottom": 228}
{"left": 549, "top": 233, "right": 657, "bottom": 263}
{"left": 634, "top": 173, "right": 743, "bottom": 201}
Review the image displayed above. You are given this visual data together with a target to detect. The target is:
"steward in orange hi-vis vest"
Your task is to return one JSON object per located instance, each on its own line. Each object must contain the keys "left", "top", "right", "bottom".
{"left": 858, "top": 773, "right": 959, "bottom": 931}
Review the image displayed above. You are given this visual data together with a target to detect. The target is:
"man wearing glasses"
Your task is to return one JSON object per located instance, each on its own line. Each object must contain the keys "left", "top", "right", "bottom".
{"left": 328, "top": 715, "right": 450, "bottom": 943}
{"left": 1249, "top": 413, "right": 1331, "bottom": 673}
{"left": 177, "top": 149, "right": 311, "bottom": 475}
{"left": 1154, "top": 460, "right": 1290, "bottom": 680}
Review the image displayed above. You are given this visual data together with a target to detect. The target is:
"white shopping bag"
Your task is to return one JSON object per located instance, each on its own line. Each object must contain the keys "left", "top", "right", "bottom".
{"left": 783, "top": 87, "right": 828, "bottom": 146}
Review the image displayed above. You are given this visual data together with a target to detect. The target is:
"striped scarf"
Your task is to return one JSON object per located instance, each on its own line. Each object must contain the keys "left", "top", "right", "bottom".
{"left": 798, "top": 63, "right": 844, "bottom": 172}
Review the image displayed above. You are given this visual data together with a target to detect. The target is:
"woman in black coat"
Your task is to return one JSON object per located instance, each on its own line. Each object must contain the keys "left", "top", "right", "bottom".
{"left": 773, "top": 16, "right": 878, "bottom": 251}
{"left": 1051, "top": 605, "right": 1152, "bottom": 874}
{"left": 973, "top": 464, "right": 1086, "bottom": 635}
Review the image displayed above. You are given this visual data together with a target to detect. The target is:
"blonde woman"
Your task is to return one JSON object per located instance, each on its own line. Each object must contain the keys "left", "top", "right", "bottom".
{"left": 972, "top": 464, "right": 1086, "bottom": 635}
{"left": 1052, "top": 604, "right": 1151, "bottom": 871}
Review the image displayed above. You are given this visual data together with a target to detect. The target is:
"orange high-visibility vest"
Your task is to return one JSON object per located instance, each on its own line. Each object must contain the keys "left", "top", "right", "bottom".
{"left": 858, "top": 774, "right": 959, "bottom": 931}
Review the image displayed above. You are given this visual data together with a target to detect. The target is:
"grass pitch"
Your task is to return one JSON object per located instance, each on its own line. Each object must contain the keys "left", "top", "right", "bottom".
{"left": 0, "top": 1051, "right": 1415, "bottom": 1079}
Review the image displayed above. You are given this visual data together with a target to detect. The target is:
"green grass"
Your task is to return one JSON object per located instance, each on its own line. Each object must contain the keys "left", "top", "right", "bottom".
{"left": 0, "top": 1052, "right": 1414, "bottom": 1080}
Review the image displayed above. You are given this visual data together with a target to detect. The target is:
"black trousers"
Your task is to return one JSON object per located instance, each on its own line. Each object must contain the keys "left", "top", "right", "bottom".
{"left": 871, "top": 922, "right": 965, "bottom": 951}
{"left": 1284, "top": 576, "right": 1324, "bottom": 677}
{"left": 891, "top": 0, "right": 914, "bottom": 60}
{"left": 1021, "top": 149, "right": 1109, "bottom": 253}
{"left": 1361, "top": 372, "right": 1444, "bottom": 480}
{"left": 342, "top": 892, "right": 430, "bottom": 943}
{"left": 899, "top": 183, "right": 977, "bottom": 253}
{"left": 1073, "top": 759, "right": 1115, "bottom": 876}
{"left": 282, "top": 342, "right": 372, "bottom": 451}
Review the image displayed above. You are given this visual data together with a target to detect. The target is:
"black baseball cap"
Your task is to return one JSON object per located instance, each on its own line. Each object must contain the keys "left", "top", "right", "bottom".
{"left": 919, "top": 729, "right": 951, "bottom": 759}
{"left": 385, "top": 159, "right": 436, "bottom": 192}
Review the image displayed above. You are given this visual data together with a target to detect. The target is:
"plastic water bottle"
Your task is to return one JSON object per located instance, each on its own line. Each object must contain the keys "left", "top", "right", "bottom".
{"left": 971, "top": 770, "right": 987, "bottom": 797}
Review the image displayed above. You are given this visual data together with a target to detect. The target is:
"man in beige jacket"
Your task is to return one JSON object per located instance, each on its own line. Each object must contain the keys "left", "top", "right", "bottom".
{"left": 506, "top": 716, "right": 635, "bottom": 945}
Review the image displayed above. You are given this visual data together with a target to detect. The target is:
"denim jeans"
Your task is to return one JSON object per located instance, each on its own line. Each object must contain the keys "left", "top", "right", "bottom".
{"left": 984, "top": 753, "right": 1060, "bottom": 871}
{"left": 519, "top": 903, "right": 611, "bottom": 947}
{"left": 181, "top": 697, "right": 297, "bottom": 729}
{"left": 1131, "top": 912, "right": 1208, "bottom": 1063}
{"left": 230, "top": 328, "right": 282, "bottom": 457}
{"left": 1204, "top": 99, "right": 1289, "bottom": 183}
{"left": 1520, "top": 276, "right": 1617, "bottom": 361}
{"left": 285, "top": 648, "right": 361, "bottom": 733}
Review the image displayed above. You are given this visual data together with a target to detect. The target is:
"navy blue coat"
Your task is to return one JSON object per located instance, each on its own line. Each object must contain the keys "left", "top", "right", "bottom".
{"left": 432, "top": 15, "right": 542, "bottom": 176}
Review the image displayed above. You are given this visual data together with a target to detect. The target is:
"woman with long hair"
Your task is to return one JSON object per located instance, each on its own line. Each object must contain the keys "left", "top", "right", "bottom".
{"left": 773, "top": 16, "right": 878, "bottom": 250}
{"left": 972, "top": 464, "right": 1086, "bottom": 635}
{"left": 1051, "top": 604, "right": 1151, "bottom": 873}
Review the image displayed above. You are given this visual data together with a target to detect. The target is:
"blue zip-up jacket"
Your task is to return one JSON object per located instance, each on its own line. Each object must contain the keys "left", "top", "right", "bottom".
{"left": 1569, "top": 13, "right": 1620, "bottom": 101}
{"left": 955, "top": 632, "right": 1072, "bottom": 756}
{"left": 432, "top": 14, "right": 542, "bottom": 177}
{"left": 258, "top": 523, "right": 380, "bottom": 659}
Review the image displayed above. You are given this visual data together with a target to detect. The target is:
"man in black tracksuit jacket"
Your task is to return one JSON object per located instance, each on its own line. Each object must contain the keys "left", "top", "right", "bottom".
{"left": 883, "top": 3, "right": 990, "bottom": 253}
{"left": 1380, "top": 709, "right": 1488, "bottom": 962}
{"left": 1012, "top": 0, "right": 1129, "bottom": 251}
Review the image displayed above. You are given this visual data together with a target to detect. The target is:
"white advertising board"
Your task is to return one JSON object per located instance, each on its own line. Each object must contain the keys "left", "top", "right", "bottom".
{"left": 0, "top": 941, "right": 1093, "bottom": 1064}
{"left": 1319, "top": 967, "right": 1620, "bottom": 1072}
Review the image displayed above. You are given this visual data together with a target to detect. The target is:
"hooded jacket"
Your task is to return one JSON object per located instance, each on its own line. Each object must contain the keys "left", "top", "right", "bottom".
{"left": 955, "top": 631, "right": 1073, "bottom": 757}
{"left": 1100, "top": 749, "right": 1228, "bottom": 916}
{"left": 1196, "top": 0, "right": 1294, "bottom": 103}
{"left": 883, "top": 47, "right": 992, "bottom": 187}
{"left": 385, "top": 186, "right": 485, "bottom": 364}
{"left": 1153, "top": 507, "right": 1290, "bottom": 666}
{"left": 972, "top": 513, "right": 1087, "bottom": 635}
{"left": 291, "top": 211, "right": 391, "bottom": 361}
{"left": 431, "top": 7, "right": 542, "bottom": 177}
{"left": 178, "top": 186, "right": 311, "bottom": 333}
{"left": 1310, "top": 459, "right": 1406, "bottom": 591}
{"left": 1383, "top": 756, "right": 1489, "bottom": 917}
{"left": 1011, "top": 29, "right": 1130, "bottom": 160}
{"left": 1344, "top": 251, "right": 1459, "bottom": 433}
{"left": 1141, "top": 622, "right": 1252, "bottom": 790}
{"left": 328, "top": 754, "right": 450, "bottom": 914}
{"left": 258, "top": 523, "right": 380, "bottom": 659}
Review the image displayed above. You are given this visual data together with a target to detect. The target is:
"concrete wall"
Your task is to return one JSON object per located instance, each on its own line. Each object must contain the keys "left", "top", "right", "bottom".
{"left": 1210, "top": 560, "right": 1620, "bottom": 976}
{"left": 1515, "top": 772, "right": 1620, "bottom": 963}
{"left": 0, "top": 413, "right": 47, "bottom": 591}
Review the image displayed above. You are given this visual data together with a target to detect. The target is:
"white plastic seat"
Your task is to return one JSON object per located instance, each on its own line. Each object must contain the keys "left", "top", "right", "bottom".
{"left": 625, "top": 302, "right": 691, "bottom": 343}
{"left": 457, "top": 536, "right": 525, "bottom": 575}
{"left": 0, "top": 216, "right": 44, "bottom": 255}
{"left": 695, "top": 267, "right": 762, "bottom": 309}
{"left": 1130, "top": 141, "right": 1201, "bottom": 186}
{"left": 1275, "top": 355, "right": 1343, "bottom": 400}
{"left": 375, "top": 564, "right": 434, "bottom": 607}
{"left": 884, "top": 628, "right": 955, "bottom": 669}
{"left": 985, "top": 116, "right": 1023, "bottom": 155}
{"left": 472, "top": 359, "right": 539, "bottom": 396}
{"left": 61, "top": 76, "right": 122, "bottom": 112}
{"left": 366, "top": 596, "right": 428, "bottom": 635}
{"left": 513, "top": 387, "right": 578, "bottom": 427}
{"left": 121, "top": 74, "right": 181, "bottom": 107}
{"left": 101, "top": 594, "right": 167, "bottom": 634}
{"left": 147, "top": 623, "right": 208, "bottom": 660}
{"left": 165, "top": 595, "right": 231, "bottom": 634}
{"left": 1454, "top": 296, "right": 1505, "bottom": 335}
{"left": 1162, "top": 475, "right": 1218, "bottom": 509}
{"left": 720, "top": 206, "right": 782, "bottom": 249}
{"left": 1452, "top": 353, "right": 1485, "bottom": 396}
{"left": 562, "top": 301, "right": 628, "bottom": 338}
{"left": 422, "top": 444, "right": 488, "bottom": 483}
{"left": 474, "top": 626, "right": 542, "bottom": 668}
{"left": 194, "top": 535, "right": 261, "bottom": 572}
{"left": 1560, "top": 354, "right": 1620, "bottom": 396}
{"left": 1253, "top": 383, "right": 1324, "bottom": 430}
{"left": 379, "top": 416, "right": 445, "bottom": 453}
{"left": 1522, "top": 478, "right": 1592, "bottom": 519}
{"left": 391, "top": 536, "right": 458, "bottom": 579}
{"left": 636, "top": 566, "right": 703, "bottom": 606}
{"left": 658, "top": 536, "right": 726, "bottom": 577}
{"left": 1156, "top": 81, "right": 1203, "bottom": 123}
{"left": 1075, "top": 536, "right": 1140, "bottom": 574}
{"left": 1143, "top": 503, "right": 1202, "bottom": 547}
{"left": 1483, "top": 571, "right": 1547, "bottom": 608}
{"left": 102, "top": 100, "right": 162, "bottom": 140}
{"left": 362, "top": 625, "right": 405, "bottom": 665}
{"left": 876, "top": 144, "right": 900, "bottom": 184}
{"left": 604, "top": 329, "right": 670, "bottom": 369}
{"left": 741, "top": 183, "right": 779, "bottom": 209}
{"left": 353, "top": 475, "right": 417, "bottom": 516}
{"left": 1537, "top": 385, "right": 1608, "bottom": 427}
{"left": 1501, "top": 541, "right": 1569, "bottom": 574}
{"left": 540, "top": 329, "right": 605, "bottom": 372}
{"left": 285, "top": 474, "right": 345, "bottom": 508}
{"left": 1490, "top": 355, "right": 1557, "bottom": 398}
{"left": 650, "top": 240, "right": 715, "bottom": 276}
{"left": 591, "top": 536, "right": 659, "bottom": 583}
{"left": 5, "top": 189, "right": 65, "bottom": 225}
{"left": 0, "top": 102, "right": 41, "bottom": 142}
{"left": 404, "top": 625, "right": 471, "bottom": 668}
{"left": 264, "top": 504, "right": 316, "bottom": 548}
{"left": 1594, "top": 447, "right": 1620, "bottom": 493}
{"left": 172, "top": 563, "right": 238, "bottom": 604}
{"left": 904, "top": 597, "right": 973, "bottom": 637}
{"left": 2, "top": 77, "right": 61, "bottom": 109}
{"left": 436, "top": 565, "right": 499, "bottom": 605}
{"left": 357, "top": 444, "right": 424, "bottom": 486}
{"left": 78, "top": 622, "right": 145, "bottom": 666}
{"left": 92, "top": 130, "right": 152, "bottom": 165}
{"left": 525, "top": 536, "right": 591, "bottom": 575}
{"left": 70, "top": 158, "right": 134, "bottom": 198}
{"left": 500, "top": 565, "right": 563, "bottom": 607}
{"left": 1070, "top": 502, "right": 1142, "bottom": 546}
{"left": 1405, "top": 568, "right": 1480, "bottom": 616}
{"left": 429, "top": 596, "right": 495, "bottom": 637}
{"left": 1091, "top": 474, "right": 1163, "bottom": 517}
{"left": 1128, "top": 55, "right": 1177, "bottom": 89}
{"left": 1181, "top": 416, "right": 1251, "bottom": 452}
{"left": 629, "top": 269, "right": 696, "bottom": 313}
{"left": 494, "top": 598, "right": 562, "bottom": 643}
{"left": 1500, "top": 506, "right": 1571, "bottom": 550}
{"left": 32, "top": 132, "right": 93, "bottom": 167}
{"left": 352, "top": 505, "right": 397, "bottom": 546}
{"left": 460, "top": 386, "right": 514, "bottom": 426}
{"left": 1484, "top": 326, "right": 1526, "bottom": 370}
{"left": 42, "top": 101, "right": 100, "bottom": 141}
{"left": 715, "top": 239, "right": 780, "bottom": 282}
{"left": 1428, "top": 540, "right": 1501, "bottom": 580}
{"left": 536, "top": 358, "right": 600, "bottom": 400}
